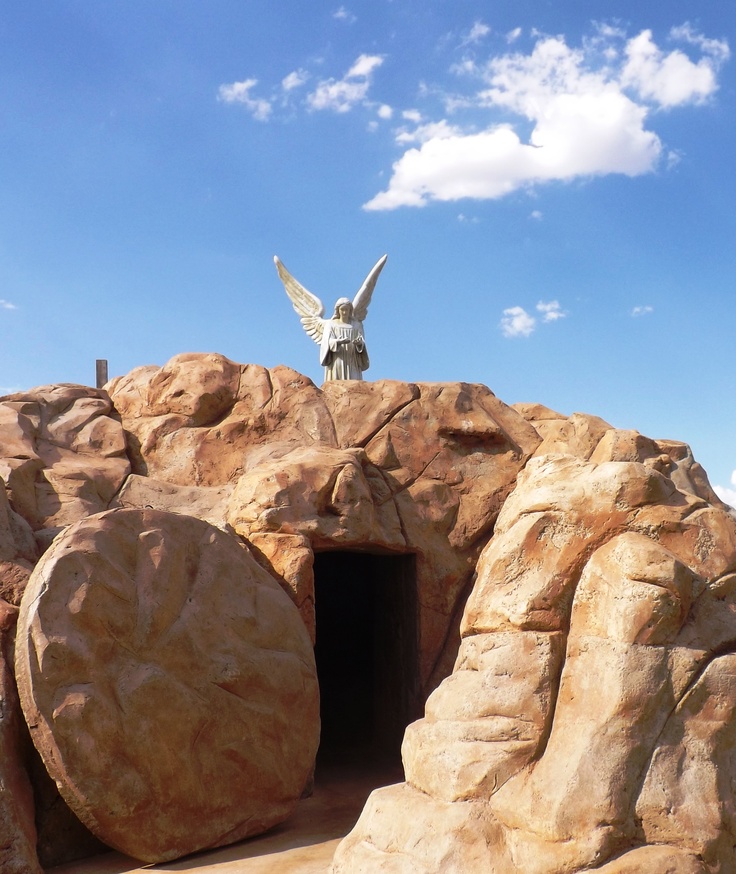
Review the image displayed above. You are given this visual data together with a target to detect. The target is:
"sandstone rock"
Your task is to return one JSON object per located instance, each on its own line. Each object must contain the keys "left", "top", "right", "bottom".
{"left": 334, "top": 449, "right": 736, "bottom": 873}
{"left": 112, "top": 472, "right": 234, "bottom": 530}
{"left": 0, "top": 385, "right": 130, "bottom": 530}
{"left": 15, "top": 508, "right": 319, "bottom": 864}
{"left": 246, "top": 532, "right": 316, "bottom": 642}
{"left": 0, "top": 358, "right": 731, "bottom": 872}
{"left": 321, "top": 378, "right": 419, "bottom": 447}
{"left": 402, "top": 630, "right": 564, "bottom": 802}
{"left": 26, "top": 744, "right": 107, "bottom": 869}
{"left": 579, "top": 845, "right": 708, "bottom": 873}
{"left": 331, "top": 781, "right": 502, "bottom": 873}
{"left": 228, "top": 444, "right": 405, "bottom": 550}
{"left": 0, "top": 478, "right": 38, "bottom": 606}
{"left": 108, "top": 357, "right": 337, "bottom": 484}
{"left": 0, "top": 601, "right": 42, "bottom": 874}
{"left": 528, "top": 411, "right": 613, "bottom": 460}
{"left": 637, "top": 653, "right": 736, "bottom": 870}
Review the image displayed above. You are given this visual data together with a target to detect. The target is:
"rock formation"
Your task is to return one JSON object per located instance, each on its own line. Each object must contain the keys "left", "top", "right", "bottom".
{"left": 332, "top": 426, "right": 736, "bottom": 873}
{"left": 15, "top": 508, "right": 319, "bottom": 864}
{"left": 0, "top": 351, "right": 730, "bottom": 871}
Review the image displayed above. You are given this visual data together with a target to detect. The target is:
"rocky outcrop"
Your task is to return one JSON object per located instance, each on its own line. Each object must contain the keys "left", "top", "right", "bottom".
{"left": 333, "top": 452, "right": 736, "bottom": 873}
{"left": 0, "top": 602, "right": 42, "bottom": 874}
{"left": 107, "top": 359, "right": 542, "bottom": 689}
{"left": 0, "top": 384, "right": 130, "bottom": 539}
{"left": 15, "top": 508, "right": 319, "bottom": 864}
{"left": 0, "top": 353, "right": 731, "bottom": 871}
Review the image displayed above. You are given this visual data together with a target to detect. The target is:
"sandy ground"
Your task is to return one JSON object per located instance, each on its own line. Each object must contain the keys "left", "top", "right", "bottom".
{"left": 47, "top": 759, "right": 403, "bottom": 874}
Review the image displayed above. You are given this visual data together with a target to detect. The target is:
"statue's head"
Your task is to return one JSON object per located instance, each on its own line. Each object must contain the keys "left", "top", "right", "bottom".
{"left": 333, "top": 298, "right": 353, "bottom": 320}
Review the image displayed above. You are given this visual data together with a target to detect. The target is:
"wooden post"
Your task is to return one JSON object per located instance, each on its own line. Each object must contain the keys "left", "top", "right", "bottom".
{"left": 96, "top": 359, "right": 109, "bottom": 389}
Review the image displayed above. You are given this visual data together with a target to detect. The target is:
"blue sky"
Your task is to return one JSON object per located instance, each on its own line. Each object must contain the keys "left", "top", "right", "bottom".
{"left": 1, "top": 1, "right": 734, "bottom": 501}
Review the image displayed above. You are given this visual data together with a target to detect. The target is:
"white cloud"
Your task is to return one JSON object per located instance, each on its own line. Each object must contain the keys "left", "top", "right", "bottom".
{"left": 501, "top": 306, "right": 536, "bottom": 338}
{"left": 282, "top": 69, "right": 309, "bottom": 92}
{"left": 621, "top": 29, "right": 726, "bottom": 107}
{"left": 395, "top": 119, "right": 462, "bottom": 145}
{"left": 461, "top": 21, "right": 491, "bottom": 48}
{"left": 507, "top": 28, "right": 523, "bottom": 45}
{"left": 402, "top": 109, "right": 423, "bottom": 123}
{"left": 0, "top": 300, "right": 17, "bottom": 310}
{"left": 308, "top": 54, "right": 384, "bottom": 113}
{"left": 537, "top": 300, "right": 565, "bottom": 321}
{"left": 714, "top": 471, "right": 736, "bottom": 508}
{"left": 334, "top": 6, "right": 356, "bottom": 24}
{"left": 217, "top": 79, "right": 272, "bottom": 120}
{"left": 530, "top": 209, "right": 543, "bottom": 220}
{"left": 670, "top": 23, "right": 730, "bottom": 63}
{"left": 715, "top": 486, "right": 736, "bottom": 508}
{"left": 348, "top": 54, "right": 383, "bottom": 78}
{"left": 377, "top": 104, "right": 393, "bottom": 120}
{"left": 364, "top": 25, "right": 728, "bottom": 210}
{"left": 632, "top": 305, "right": 654, "bottom": 316}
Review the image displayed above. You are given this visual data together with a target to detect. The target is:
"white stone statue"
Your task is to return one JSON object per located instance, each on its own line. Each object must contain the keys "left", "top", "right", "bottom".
{"left": 274, "top": 254, "right": 387, "bottom": 381}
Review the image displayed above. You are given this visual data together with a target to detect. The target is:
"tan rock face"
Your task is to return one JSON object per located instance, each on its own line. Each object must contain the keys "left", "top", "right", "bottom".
{"left": 107, "top": 357, "right": 338, "bottom": 484}
{"left": 0, "top": 602, "right": 42, "bottom": 874}
{"left": 334, "top": 452, "right": 736, "bottom": 873}
{"left": 0, "top": 385, "right": 130, "bottom": 532}
{"left": 109, "top": 356, "right": 540, "bottom": 693}
{"left": 15, "top": 508, "right": 319, "bottom": 864}
{"left": 0, "top": 354, "right": 732, "bottom": 871}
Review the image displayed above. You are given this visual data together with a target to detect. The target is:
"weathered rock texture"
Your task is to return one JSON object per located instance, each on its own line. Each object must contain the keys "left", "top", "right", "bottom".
{"left": 107, "top": 355, "right": 542, "bottom": 685}
{"left": 15, "top": 507, "right": 319, "bottom": 864}
{"left": 333, "top": 449, "right": 736, "bottom": 873}
{"left": 0, "top": 353, "right": 731, "bottom": 871}
{"left": 0, "top": 602, "right": 42, "bottom": 874}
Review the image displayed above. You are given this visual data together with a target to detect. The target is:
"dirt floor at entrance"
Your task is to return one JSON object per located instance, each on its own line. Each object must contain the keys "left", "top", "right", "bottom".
{"left": 47, "top": 761, "right": 403, "bottom": 874}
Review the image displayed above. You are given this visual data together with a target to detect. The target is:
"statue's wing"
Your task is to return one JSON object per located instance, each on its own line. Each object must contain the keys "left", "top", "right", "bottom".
{"left": 274, "top": 256, "right": 325, "bottom": 344}
{"left": 352, "top": 254, "right": 388, "bottom": 322}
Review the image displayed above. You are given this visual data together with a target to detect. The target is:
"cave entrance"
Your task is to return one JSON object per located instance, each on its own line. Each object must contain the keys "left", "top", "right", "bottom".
{"left": 313, "top": 550, "right": 419, "bottom": 772}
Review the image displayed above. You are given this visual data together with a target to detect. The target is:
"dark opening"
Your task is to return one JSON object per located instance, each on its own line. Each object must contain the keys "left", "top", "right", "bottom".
{"left": 313, "top": 551, "right": 419, "bottom": 770}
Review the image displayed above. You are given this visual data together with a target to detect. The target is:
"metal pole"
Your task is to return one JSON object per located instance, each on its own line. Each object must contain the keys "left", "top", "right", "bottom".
{"left": 96, "top": 359, "right": 109, "bottom": 389}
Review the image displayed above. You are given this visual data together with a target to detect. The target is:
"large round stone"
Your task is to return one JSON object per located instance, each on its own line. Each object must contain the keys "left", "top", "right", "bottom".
{"left": 15, "top": 508, "right": 319, "bottom": 863}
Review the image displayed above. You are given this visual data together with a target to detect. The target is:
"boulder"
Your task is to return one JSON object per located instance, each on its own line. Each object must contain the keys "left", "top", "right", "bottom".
{"left": 108, "top": 356, "right": 540, "bottom": 694}
{"left": 0, "top": 356, "right": 731, "bottom": 871}
{"left": 107, "top": 357, "right": 337, "bottom": 483}
{"left": 15, "top": 508, "right": 320, "bottom": 864}
{"left": 333, "top": 451, "right": 736, "bottom": 873}
{"left": 0, "top": 602, "right": 42, "bottom": 874}
{"left": 0, "top": 386, "right": 130, "bottom": 531}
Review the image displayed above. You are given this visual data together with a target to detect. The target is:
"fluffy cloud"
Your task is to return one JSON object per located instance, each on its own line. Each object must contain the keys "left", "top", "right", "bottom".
{"left": 308, "top": 54, "right": 384, "bottom": 113}
{"left": 621, "top": 28, "right": 728, "bottom": 107}
{"left": 632, "top": 305, "right": 654, "bottom": 316}
{"left": 501, "top": 306, "right": 536, "bottom": 338}
{"left": 364, "top": 25, "right": 728, "bottom": 210}
{"left": 537, "top": 300, "right": 564, "bottom": 322}
{"left": 282, "top": 69, "right": 309, "bottom": 92}
{"left": 217, "top": 79, "right": 272, "bottom": 120}
{"left": 461, "top": 22, "right": 491, "bottom": 47}
{"left": 500, "top": 299, "right": 567, "bottom": 337}
{"left": 714, "top": 470, "right": 736, "bottom": 509}
{"left": 0, "top": 300, "right": 17, "bottom": 310}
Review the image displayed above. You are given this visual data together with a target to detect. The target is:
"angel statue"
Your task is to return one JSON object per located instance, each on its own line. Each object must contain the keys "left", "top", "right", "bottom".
{"left": 274, "top": 254, "right": 388, "bottom": 381}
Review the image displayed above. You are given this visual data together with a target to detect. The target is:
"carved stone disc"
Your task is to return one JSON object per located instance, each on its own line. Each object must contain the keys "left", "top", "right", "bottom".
{"left": 15, "top": 508, "right": 319, "bottom": 864}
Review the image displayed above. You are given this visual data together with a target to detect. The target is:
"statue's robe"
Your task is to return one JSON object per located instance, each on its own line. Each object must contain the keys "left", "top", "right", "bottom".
{"left": 320, "top": 318, "right": 369, "bottom": 381}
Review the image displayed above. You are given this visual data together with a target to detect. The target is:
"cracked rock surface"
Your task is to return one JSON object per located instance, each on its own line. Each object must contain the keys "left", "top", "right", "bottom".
{"left": 0, "top": 353, "right": 732, "bottom": 871}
